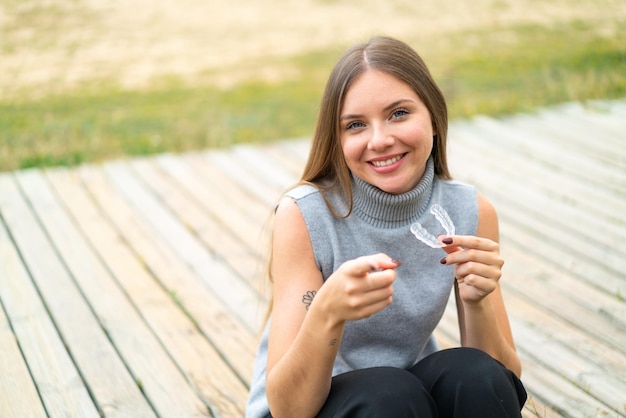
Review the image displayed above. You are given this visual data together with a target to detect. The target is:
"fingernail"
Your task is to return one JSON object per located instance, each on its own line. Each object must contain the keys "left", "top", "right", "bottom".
{"left": 391, "top": 258, "right": 403, "bottom": 267}
{"left": 442, "top": 237, "right": 453, "bottom": 245}
{"left": 439, "top": 257, "right": 447, "bottom": 265}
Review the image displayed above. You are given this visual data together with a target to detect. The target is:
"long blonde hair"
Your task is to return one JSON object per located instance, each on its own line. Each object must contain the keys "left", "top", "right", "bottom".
{"left": 301, "top": 35, "right": 451, "bottom": 216}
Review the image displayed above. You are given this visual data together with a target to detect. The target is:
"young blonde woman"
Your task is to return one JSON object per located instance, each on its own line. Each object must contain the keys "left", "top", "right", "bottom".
{"left": 246, "top": 36, "right": 526, "bottom": 418}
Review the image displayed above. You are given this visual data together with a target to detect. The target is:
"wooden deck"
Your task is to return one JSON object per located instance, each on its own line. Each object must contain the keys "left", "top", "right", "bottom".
{"left": 1, "top": 100, "right": 625, "bottom": 418}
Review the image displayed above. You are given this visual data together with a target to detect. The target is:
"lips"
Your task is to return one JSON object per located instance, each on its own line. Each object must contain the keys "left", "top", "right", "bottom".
{"left": 369, "top": 153, "right": 406, "bottom": 168}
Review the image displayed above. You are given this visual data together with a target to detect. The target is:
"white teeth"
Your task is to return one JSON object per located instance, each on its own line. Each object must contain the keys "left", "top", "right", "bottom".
{"left": 371, "top": 154, "right": 402, "bottom": 167}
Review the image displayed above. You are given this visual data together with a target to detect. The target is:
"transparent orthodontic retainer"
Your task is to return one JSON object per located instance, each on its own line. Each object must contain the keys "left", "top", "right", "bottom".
{"left": 410, "top": 204, "right": 455, "bottom": 248}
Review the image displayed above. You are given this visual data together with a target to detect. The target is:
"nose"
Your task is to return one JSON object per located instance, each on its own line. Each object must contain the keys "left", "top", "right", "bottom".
{"left": 367, "top": 123, "right": 394, "bottom": 151}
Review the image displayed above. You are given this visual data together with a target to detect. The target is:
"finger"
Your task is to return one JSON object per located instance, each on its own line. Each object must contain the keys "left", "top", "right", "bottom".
{"left": 454, "top": 261, "right": 502, "bottom": 282}
{"left": 439, "top": 237, "right": 502, "bottom": 267}
{"left": 352, "top": 296, "right": 394, "bottom": 319}
{"left": 350, "top": 254, "right": 402, "bottom": 276}
{"left": 366, "top": 268, "right": 397, "bottom": 290}
{"left": 438, "top": 235, "right": 461, "bottom": 255}
{"left": 457, "top": 273, "right": 497, "bottom": 294}
{"left": 444, "top": 249, "right": 503, "bottom": 268}
{"left": 369, "top": 253, "right": 403, "bottom": 271}
{"left": 348, "top": 282, "right": 395, "bottom": 317}
{"left": 344, "top": 258, "right": 377, "bottom": 277}
{"left": 441, "top": 235, "right": 499, "bottom": 251}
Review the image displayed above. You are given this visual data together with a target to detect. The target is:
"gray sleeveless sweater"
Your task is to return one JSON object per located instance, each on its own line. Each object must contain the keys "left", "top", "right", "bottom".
{"left": 246, "top": 158, "right": 478, "bottom": 418}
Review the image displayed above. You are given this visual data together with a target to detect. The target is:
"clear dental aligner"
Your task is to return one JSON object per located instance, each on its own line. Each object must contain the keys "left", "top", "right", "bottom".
{"left": 410, "top": 204, "right": 456, "bottom": 248}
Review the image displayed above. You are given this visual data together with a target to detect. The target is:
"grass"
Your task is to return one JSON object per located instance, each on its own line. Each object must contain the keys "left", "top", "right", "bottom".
{"left": 1, "top": 20, "right": 625, "bottom": 172}
{"left": 434, "top": 21, "right": 626, "bottom": 116}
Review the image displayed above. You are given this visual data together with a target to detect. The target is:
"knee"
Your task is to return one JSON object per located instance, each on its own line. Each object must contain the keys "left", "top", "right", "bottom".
{"left": 335, "top": 367, "right": 435, "bottom": 417}
{"left": 453, "top": 347, "right": 506, "bottom": 381}
{"left": 367, "top": 367, "right": 424, "bottom": 400}
{"left": 431, "top": 348, "right": 510, "bottom": 387}
{"left": 422, "top": 348, "right": 526, "bottom": 412}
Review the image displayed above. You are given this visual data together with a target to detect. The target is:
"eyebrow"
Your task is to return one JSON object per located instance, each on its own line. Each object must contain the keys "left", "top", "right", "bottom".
{"left": 340, "top": 99, "right": 416, "bottom": 121}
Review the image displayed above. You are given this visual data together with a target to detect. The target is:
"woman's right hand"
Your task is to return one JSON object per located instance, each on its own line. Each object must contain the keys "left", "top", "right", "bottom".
{"left": 314, "top": 254, "right": 401, "bottom": 322}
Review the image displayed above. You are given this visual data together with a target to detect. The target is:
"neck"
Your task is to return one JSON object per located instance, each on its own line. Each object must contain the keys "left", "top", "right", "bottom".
{"left": 351, "top": 157, "right": 435, "bottom": 228}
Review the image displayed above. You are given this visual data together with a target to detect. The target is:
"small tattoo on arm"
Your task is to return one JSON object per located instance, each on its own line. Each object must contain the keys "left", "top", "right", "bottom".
{"left": 329, "top": 338, "right": 337, "bottom": 346}
{"left": 302, "top": 290, "right": 317, "bottom": 310}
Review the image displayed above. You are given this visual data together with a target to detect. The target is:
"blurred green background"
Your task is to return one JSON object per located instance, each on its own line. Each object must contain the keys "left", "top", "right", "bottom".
{"left": 1, "top": 1, "right": 625, "bottom": 172}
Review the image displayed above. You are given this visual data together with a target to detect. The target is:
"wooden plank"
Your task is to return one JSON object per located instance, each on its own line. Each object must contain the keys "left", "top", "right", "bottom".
{"left": 15, "top": 169, "right": 207, "bottom": 417}
{"left": 502, "top": 243, "right": 625, "bottom": 355}
{"left": 147, "top": 154, "right": 268, "bottom": 296}
{"left": 448, "top": 130, "right": 625, "bottom": 298}
{"left": 483, "top": 162, "right": 624, "bottom": 246}
{"left": 572, "top": 100, "right": 626, "bottom": 136}
{"left": 436, "top": 293, "right": 622, "bottom": 416}
{"left": 521, "top": 397, "right": 564, "bottom": 418}
{"left": 231, "top": 143, "right": 298, "bottom": 192}
{"left": 448, "top": 119, "right": 626, "bottom": 228}
{"left": 505, "top": 291, "right": 626, "bottom": 398}
{"left": 183, "top": 151, "right": 274, "bottom": 224}
{"left": 511, "top": 317, "right": 624, "bottom": 416}
{"left": 448, "top": 129, "right": 625, "bottom": 244}
{"left": 537, "top": 103, "right": 626, "bottom": 165}
{"left": 452, "top": 117, "right": 626, "bottom": 203}
{"left": 276, "top": 138, "right": 311, "bottom": 166}
{"left": 533, "top": 111, "right": 626, "bottom": 167}
{"left": 156, "top": 153, "right": 266, "bottom": 249}
{"left": 604, "top": 100, "right": 626, "bottom": 118}
{"left": 203, "top": 148, "right": 284, "bottom": 209}
{"left": 77, "top": 164, "right": 258, "bottom": 385}
{"left": 518, "top": 360, "right": 614, "bottom": 418}
{"left": 0, "top": 217, "right": 49, "bottom": 418}
{"left": 500, "top": 208, "right": 622, "bottom": 299}
{"left": 262, "top": 140, "right": 308, "bottom": 177}
{"left": 0, "top": 304, "right": 46, "bottom": 418}
{"left": 0, "top": 173, "right": 110, "bottom": 418}
{"left": 102, "top": 159, "right": 263, "bottom": 331}
{"left": 480, "top": 111, "right": 626, "bottom": 190}
{"left": 46, "top": 167, "right": 249, "bottom": 418}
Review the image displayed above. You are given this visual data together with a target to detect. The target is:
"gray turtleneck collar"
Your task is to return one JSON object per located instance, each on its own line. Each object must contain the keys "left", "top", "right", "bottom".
{"left": 351, "top": 157, "right": 435, "bottom": 228}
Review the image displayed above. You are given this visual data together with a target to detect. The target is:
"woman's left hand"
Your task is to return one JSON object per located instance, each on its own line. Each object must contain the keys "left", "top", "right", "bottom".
{"left": 438, "top": 235, "right": 504, "bottom": 304}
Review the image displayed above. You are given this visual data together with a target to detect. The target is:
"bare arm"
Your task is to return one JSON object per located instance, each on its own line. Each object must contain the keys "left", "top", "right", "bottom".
{"left": 266, "top": 197, "right": 400, "bottom": 417}
{"left": 441, "top": 193, "right": 521, "bottom": 377}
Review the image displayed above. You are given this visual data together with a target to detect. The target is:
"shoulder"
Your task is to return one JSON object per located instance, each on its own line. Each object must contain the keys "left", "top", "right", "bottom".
{"left": 272, "top": 190, "right": 319, "bottom": 259}
{"left": 275, "top": 183, "right": 323, "bottom": 232}
{"left": 280, "top": 182, "right": 343, "bottom": 225}
{"left": 284, "top": 183, "right": 320, "bottom": 201}
{"left": 476, "top": 192, "right": 499, "bottom": 241}
{"left": 274, "top": 195, "right": 308, "bottom": 242}
{"left": 477, "top": 192, "right": 497, "bottom": 217}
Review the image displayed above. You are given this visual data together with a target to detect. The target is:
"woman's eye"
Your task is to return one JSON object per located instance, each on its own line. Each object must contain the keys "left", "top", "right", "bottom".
{"left": 346, "top": 121, "right": 365, "bottom": 130}
{"left": 391, "top": 109, "right": 409, "bottom": 119}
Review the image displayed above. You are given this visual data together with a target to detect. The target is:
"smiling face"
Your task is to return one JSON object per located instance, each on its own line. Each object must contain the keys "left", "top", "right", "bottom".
{"left": 339, "top": 69, "right": 435, "bottom": 195}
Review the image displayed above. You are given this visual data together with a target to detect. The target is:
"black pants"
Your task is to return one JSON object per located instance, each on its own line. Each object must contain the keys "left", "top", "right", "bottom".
{"left": 270, "top": 347, "right": 527, "bottom": 417}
